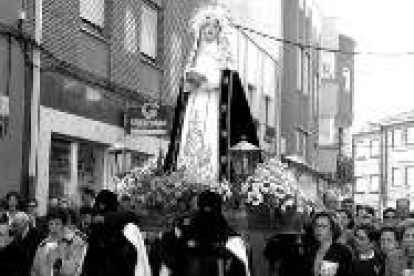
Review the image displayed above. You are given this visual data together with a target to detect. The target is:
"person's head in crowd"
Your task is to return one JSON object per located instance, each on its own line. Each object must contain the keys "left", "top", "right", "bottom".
{"left": 119, "top": 194, "right": 133, "bottom": 212}
{"left": 48, "top": 197, "right": 59, "bottom": 210}
{"left": 0, "top": 213, "right": 12, "bottom": 249}
{"left": 10, "top": 211, "right": 30, "bottom": 237}
{"left": 398, "top": 219, "right": 414, "bottom": 258}
{"left": 93, "top": 190, "right": 118, "bottom": 224}
{"left": 26, "top": 198, "right": 39, "bottom": 217}
{"left": 341, "top": 198, "right": 354, "bottom": 215}
{"left": 354, "top": 224, "right": 378, "bottom": 256}
{"left": 383, "top": 207, "right": 398, "bottom": 227}
{"left": 65, "top": 208, "right": 78, "bottom": 229}
{"left": 197, "top": 190, "right": 223, "bottom": 215}
{"left": 379, "top": 226, "right": 399, "bottom": 256}
{"left": 79, "top": 206, "right": 93, "bottom": 234}
{"left": 336, "top": 208, "right": 354, "bottom": 231}
{"left": 6, "top": 191, "right": 21, "bottom": 213}
{"left": 59, "top": 197, "right": 70, "bottom": 209}
{"left": 81, "top": 187, "right": 96, "bottom": 208}
{"left": 311, "top": 211, "right": 341, "bottom": 245}
{"left": 357, "top": 205, "right": 375, "bottom": 225}
{"left": 46, "top": 207, "right": 67, "bottom": 240}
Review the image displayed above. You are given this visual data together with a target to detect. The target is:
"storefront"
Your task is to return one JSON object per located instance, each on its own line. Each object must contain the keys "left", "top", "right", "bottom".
{"left": 34, "top": 72, "right": 169, "bottom": 214}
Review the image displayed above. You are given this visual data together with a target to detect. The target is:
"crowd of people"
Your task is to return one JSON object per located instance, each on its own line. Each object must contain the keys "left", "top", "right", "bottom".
{"left": 0, "top": 188, "right": 251, "bottom": 276}
{"left": 1, "top": 187, "right": 414, "bottom": 276}
{"left": 264, "top": 199, "right": 414, "bottom": 276}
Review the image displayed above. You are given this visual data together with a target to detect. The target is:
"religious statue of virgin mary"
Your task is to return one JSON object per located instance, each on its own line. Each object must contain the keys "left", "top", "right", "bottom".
{"left": 165, "top": 4, "right": 259, "bottom": 184}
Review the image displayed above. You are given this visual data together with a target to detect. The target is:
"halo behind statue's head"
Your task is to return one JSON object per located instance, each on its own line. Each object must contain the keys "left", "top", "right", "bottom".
{"left": 189, "top": 4, "right": 232, "bottom": 35}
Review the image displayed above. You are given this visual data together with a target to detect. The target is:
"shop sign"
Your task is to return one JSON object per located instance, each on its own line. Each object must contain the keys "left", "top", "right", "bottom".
{"left": 126, "top": 101, "right": 168, "bottom": 136}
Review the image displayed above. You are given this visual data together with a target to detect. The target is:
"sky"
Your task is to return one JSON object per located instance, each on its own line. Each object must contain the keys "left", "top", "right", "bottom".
{"left": 316, "top": 0, "right": 414, "bottom": 131}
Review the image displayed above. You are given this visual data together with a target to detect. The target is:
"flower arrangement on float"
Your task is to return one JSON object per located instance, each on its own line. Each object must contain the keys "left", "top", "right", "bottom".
{"left": 115, "top": 154, "right": 316, "bottom": 218}
{"left": 115, "top": 157, "right": 233, "bottom": 216}
{"left": 240, "top": 157, "right": 299, "bottom": 208}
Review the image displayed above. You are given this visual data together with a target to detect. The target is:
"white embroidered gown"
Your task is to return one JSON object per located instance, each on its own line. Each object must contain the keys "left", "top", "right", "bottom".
{"left": 176, "top": 41, "right": 224, "bottom": 183}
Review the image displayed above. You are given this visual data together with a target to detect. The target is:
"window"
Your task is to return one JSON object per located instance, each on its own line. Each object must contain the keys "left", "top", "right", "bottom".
{"left": 393, "top": 128, "right": 403, "bottom": 148}
{"left": 355, "top": 177, "right": 367, "bottom": 193}
{"left": 296, "top": 47, "right": 302, "bottom": 90}
{"left": 125, "top": 7, "right": 138, "bottom": 53}
{"left": 355, "top": 140, "right": 369, "bottom": 159}
{"left": 281, "top": 136, "right": 287, "bottom": 154}
{"left": 264, "top": 95, "right": 271, "bottom": 125}
{"left": 0, "top": 95, "right": 9, "bottom": 138}
{"left": 140, "top": 1, "right": 158, "bottom": 59}
{"left": 406, "top": 126, "right": 414, "bottom": 145}
{"left": 369, "top": 175, "right": 380, "bottom": 193}
{"left": 343, "top": 67, "right": 351, "bottom": 93}
{"left": 406, "top": 166, "right": 414, "bottom": 188}
{"left": 296, "top": 130, "right": 308, "bottom": 159}
{"left": 370, "top": 139, "right": 380, "bottom": 157}
{"left": 303, "top": 52, "right": 310, "bottom": 95}
{"left": 392, "top": 167, "right": 403, "bottom": 186}
{"left": 80, "top": 0, "right": 105, "bottom": 28}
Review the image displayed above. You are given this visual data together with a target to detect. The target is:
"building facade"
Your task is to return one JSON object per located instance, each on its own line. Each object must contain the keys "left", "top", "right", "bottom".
{"left": 0, "top": 0, "right": 31, "bottom": 197}
{"left": 318, "top": 16, "right": 355, "bottom": 187}
{"left": 354, "top": 111, "right": 414, "bottom": 212}
{"left": 281, "top": 0, "right": 324, "bottom": 203}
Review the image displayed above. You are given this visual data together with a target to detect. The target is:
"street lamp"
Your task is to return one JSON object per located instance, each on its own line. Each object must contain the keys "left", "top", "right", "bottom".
{"left": 229, "top": 136, "right": 261, "bottom": 183}
{"left": 229, "top": 135, "right": 261, "bottom": 209}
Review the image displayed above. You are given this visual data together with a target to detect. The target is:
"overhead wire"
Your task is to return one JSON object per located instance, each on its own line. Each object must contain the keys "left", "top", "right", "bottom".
{"left": 232, "top": 23, "right": 414, "bottom": 57}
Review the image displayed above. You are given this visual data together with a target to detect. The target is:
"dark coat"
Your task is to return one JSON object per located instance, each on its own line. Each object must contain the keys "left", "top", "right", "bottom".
{"left": 158, "top": 210, "right": 248, "bottom": 276}
{"left": 306, "top": 242, "right": 353, "bottom": 276}
{"left": 11, "top": 227, "right": 42, "bottom": 276}
{"left": 81, "top": 211, "right": 141, "bottom": 276}
{"left": 264, "top": 233, "right": 308, "bottom": 276}
{"left": 0, "top": 241, "right": 27, "bottom": 276}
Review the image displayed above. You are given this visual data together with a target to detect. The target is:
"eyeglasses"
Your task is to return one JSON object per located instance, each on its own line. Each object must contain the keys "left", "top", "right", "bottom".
{"left": 384, "top": 215, "right": 396, "bottom": 219}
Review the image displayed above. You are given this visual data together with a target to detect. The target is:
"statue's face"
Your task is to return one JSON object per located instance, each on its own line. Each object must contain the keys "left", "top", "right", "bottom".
{"left": 200, "top": 18, "right": 221, "bottom": 43}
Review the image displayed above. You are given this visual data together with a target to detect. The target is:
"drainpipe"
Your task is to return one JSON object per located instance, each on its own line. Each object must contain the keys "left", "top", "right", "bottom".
{"left": 28, "top": 0, "right": 42, "bottom": 200}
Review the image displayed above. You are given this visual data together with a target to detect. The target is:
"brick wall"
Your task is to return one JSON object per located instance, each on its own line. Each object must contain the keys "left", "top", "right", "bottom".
{"left": 162, "top": 0, "right": 210, "bottom": 104}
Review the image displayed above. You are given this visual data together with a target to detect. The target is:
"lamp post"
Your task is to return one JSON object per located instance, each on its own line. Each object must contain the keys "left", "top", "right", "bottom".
{"left": 229, "top": 136, "right": 261, "bottom": 205}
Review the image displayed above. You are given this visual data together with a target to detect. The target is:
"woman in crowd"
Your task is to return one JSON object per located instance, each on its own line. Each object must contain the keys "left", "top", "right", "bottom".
{"left": 351, "top": 224, "right": 385, "bottom": 276}
{"left": 5, "top": 192, "right": 22, "bottom": 224}
{"left": 336, "top": 209, "right": 355, "bottom": 249}
{"left": 379, "top": 227, "right": 399, "bottom": 257}
{"left": 31, "top": 207, "right": 87, "bottom": 276}
{"left": 0, "top": 213, "right": 24, "bottom": 275}
{"left": 384, "top": 220, "right": 414, "bottom": 275}
{"left": 306, "top": 212, "right": 353, "bottom": 276}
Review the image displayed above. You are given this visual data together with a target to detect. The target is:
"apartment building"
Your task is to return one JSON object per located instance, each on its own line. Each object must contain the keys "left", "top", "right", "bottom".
{"left": 318, "top": 17, "right": 355, "bottom": 182}
{"left": 354, "top": 110, "right": 414, "bottom": 211}
{"left": 280, "top": 0, "right": 325, "bottom": 203}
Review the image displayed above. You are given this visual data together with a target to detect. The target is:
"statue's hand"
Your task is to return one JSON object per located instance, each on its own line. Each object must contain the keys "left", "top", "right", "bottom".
{"left": 186, "top": 70, "right": 207, "bottom": 86}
